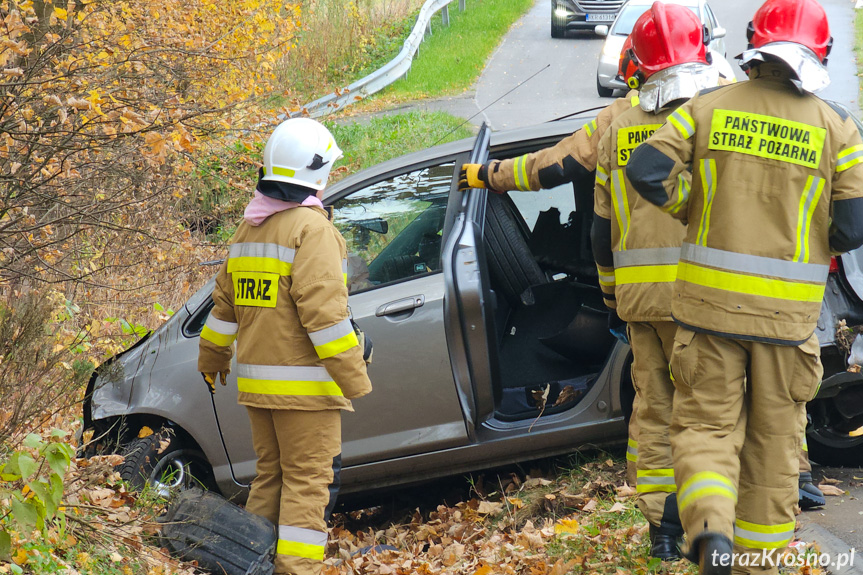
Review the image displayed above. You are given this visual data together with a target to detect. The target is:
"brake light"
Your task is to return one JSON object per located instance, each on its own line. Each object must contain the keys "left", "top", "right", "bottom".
{"left": 829, "top": 256, "right": 839, "bottom": 274}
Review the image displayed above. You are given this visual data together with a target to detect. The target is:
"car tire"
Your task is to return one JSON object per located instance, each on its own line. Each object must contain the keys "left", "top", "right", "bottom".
{"left": 551, "top": 0, "right": 566, "bottom": 38}
{"left": 485, "top": 193, "right": 548, "bottom": 306}
{"left": 596, "top": 76, "right": 614, "bottom": 98}
{"left": 118, "top": 427, "right": 215, "bottom": 495}
{"left": 806, "top": 429, "right": 863, "bottom": 468}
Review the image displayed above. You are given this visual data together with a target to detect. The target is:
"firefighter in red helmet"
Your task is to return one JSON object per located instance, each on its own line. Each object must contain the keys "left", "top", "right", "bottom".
{"left": 626, "top": 0, "right": 863, "bottom": 573}
{"left": 592, "top": 2, "right": 722, "bottom": 560}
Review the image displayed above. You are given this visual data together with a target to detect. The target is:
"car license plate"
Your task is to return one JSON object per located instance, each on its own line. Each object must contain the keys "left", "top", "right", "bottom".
{"left": 586, "top": 13, "right": 615, "bottom": 21}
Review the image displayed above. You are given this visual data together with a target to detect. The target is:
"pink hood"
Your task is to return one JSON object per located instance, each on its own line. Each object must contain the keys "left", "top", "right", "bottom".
{"left": 243, "top": 189, "right": 324, "bottom": 226}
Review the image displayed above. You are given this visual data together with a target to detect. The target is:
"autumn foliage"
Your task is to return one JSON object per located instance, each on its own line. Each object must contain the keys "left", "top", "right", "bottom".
{"left": 0, "top": 0, "right": 306, "bottom": 441}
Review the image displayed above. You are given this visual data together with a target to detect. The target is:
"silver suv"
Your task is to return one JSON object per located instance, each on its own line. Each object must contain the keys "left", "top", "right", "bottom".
{"left": 83, "top": 114, "right": 863, "bottom": 502}
{"left": 551, "top": 0, "right": 627, "bottom": 38}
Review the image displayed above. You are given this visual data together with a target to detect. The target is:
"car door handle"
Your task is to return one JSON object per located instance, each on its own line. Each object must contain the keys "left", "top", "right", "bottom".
{"left": 375, "top": 295, "right": 425, "bottom": 317}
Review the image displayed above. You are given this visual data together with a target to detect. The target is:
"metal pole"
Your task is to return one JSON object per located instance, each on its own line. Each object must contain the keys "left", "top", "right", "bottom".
{"left": 459, "top": 0, "right": 466, "bottom": 11}
{"left": 442, "top": 5, "right": 450, "bottom": 26}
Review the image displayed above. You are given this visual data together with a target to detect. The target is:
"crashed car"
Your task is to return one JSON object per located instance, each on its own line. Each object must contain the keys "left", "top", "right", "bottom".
{"left": 83, "top": 110, "right": 863, "bottom": 501}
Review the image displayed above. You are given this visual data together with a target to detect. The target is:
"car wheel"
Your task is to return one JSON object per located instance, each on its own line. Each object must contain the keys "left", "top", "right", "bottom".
{"left": 806, "top": 426, "right": 863, "bottom": 467}
{"left": 118, "top": 427, "right": 215, "bottom": 495}
{"left": 551, "top": 0, "right": 566, "bottom": 38}
{"left": 596, "top": 76, "right": 614, "bottom": 98}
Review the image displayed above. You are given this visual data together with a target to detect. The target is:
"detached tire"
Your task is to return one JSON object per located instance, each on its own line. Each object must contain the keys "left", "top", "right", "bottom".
{"left": 806, "top": 430, "right": 863, "bottom": 468}
{"left": 119, "top": 427, "right": 215, "bottom": 494}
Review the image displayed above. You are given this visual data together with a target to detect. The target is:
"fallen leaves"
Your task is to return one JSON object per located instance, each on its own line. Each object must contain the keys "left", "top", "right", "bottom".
{"left": 818, "top": 484, "right": 846, "bottom": 497}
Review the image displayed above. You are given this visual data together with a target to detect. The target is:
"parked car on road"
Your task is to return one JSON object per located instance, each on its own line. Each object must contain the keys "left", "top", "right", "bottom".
{"left": 594, "top": 0, "right": 727, "bottom": 97}
{"left": 551, "top": 0, "right": 628, "bottom": 38}
{"left": 83, "top": 109, "right": 863, "bottom": 502}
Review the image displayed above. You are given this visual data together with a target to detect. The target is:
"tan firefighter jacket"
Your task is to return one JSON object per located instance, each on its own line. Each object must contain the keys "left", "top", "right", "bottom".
{"left": 627, "top": 63, "right": 863, "bottom": 344}
{"left": 198, "top": 205, "right": 373, "bottom": 410}
{"left": 593, "top": 104, "right": 687, "bottom": 322}
{"left": 485, "top": 91, "right": 639, "bottom": 191}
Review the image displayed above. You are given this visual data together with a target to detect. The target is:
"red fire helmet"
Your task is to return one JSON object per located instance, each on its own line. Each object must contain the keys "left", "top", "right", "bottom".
{"left": 630, "top": 2, "right": 708, "bottom": 78}
{"left": 748, "top": 0, "right": 832, "bottom": 63}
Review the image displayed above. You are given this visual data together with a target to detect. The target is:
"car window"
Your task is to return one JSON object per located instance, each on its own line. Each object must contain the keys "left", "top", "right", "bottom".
{"left": 333, "top": 163, "right": 453, "bottom": 294}
{"left": 611, "top": 4, "right": 699, "bottom": 35}
{"left": 508, "top": 183, "right": 576, "bottom": 232}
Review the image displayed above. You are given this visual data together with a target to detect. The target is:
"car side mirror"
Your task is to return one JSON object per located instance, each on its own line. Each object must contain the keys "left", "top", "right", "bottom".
{"left": 594, "top": 25, "right": 609, "bottom": 37}
{"left": 355, "top": 218, "right": 389, "bottom": 235}
{"left": 712, "top": 26, "right": 726, "bottom": 39}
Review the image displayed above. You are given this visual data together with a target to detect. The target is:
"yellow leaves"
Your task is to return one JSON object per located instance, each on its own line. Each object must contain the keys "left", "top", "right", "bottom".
{"left": 12, "top": 547, "right": 28, "bottom": 565}
{"left": 137, "top": 426, "right": 154, "bottom": 439}
{"left": 554, "top": 518, "right": 579, "bottom": 536}
{"left": 54, "top": 7, "right": 68, "bottom": 21}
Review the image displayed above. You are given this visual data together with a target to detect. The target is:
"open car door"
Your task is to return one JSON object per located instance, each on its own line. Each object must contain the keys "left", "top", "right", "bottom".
{"left": 442, "top": 124, "right": 499, "bottom": 437}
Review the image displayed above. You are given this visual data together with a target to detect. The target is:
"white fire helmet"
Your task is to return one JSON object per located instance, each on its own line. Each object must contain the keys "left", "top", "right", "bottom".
{"left": 261, "top": 118, "right": 343, "bottom": 191}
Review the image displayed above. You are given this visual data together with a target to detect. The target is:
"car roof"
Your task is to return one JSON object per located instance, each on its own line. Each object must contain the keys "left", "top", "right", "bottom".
{"left": 324, "top": 117, "right": 591, "bottom": 200}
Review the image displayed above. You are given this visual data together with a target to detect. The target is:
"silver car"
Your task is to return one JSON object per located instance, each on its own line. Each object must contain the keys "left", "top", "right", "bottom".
{"left": 84, "top": 113, "right": 863, "bottom": 501}
{"left": 594, "top": 0, "right": 727, "bottom": 97}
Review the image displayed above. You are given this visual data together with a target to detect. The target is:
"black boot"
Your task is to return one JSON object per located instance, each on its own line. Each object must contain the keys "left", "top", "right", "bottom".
{"left": 649, "top": 524, "right": 682, "bottom": 559}
{"left": 683, "top": 532, "right": 733, "bottom": 575}
{"left": 799, "top": 471, "right": 825, "bottom": 509}
{"left": 649, "top": 493, "right": 683, "bottom": 560}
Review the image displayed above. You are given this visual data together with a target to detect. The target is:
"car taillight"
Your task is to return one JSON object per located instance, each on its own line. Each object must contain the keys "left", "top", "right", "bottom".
{"left": 829, "top": 256, "right": 839, "bottom": 274}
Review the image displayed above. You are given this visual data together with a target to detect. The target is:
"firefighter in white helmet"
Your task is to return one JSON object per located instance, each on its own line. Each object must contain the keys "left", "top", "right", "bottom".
{"left": 198, "top": 118, "right": 372, "bottom": 575}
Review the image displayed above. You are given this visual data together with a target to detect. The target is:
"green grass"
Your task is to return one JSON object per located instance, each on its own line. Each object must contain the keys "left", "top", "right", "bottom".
{"left": 856, "top": 9, "right": 863, "bottom": 96}
{"left": 325, "top": 110, "right": 474, "bottom": 176}
{"left": 384, "top": 0, "right": 534, "bottom": 99}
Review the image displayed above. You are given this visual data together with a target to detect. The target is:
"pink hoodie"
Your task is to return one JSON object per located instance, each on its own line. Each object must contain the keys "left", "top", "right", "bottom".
{"left": 243, "top": 189, "right": 324, "bottom": 226}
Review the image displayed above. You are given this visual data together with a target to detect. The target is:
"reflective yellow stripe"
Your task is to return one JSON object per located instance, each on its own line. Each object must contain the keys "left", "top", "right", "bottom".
{"left": 636, "top": 469, "right": 676, "bottom": 493}
{"left": 678, "top": 471, "right": 737, "bottom": 511}
{"left": 237, "top": 365, "right": 343, "bottom": 397}
{"left": 227, "top": 257, "right": 291, "bottom": 276}
{"left": 615, "top": 264, "right": 677, "bottom": 285}
{"left": 513, "top": 155, "right": 529, "bottom": 191}
{"left": 669, "top": 108, "right": 696, "bottom": 139}
{"left": 837, "top": 144, "right": 863, "bottom": 172}
{"left": 626, "top": 438, "right": 638, "bottom": 462}
{"left": 201, "top": 326, "right": 236, "bottom": 347}
{"left": 238, "top": 378, "right": 344, "bottom": 396}
{"left": 585, "top": 119, "right": 597, "bottom": 138}
{"left": 733, "top": 519, "right": 795, "bottom": 550}
{"left": 802, "top": 435, "right": 808, "bottom": 451}
{"left": 610, "top": 169, "right": 631, "bottom": 250}
{"left": 276, "top": 540, "right": 325, "bottom": 560}
{"left": 270, "top": 166, "right": 297, "bottom": 178}
{"left": 793, "top": 176, "right": 825, "bottom": 263}
{"left": 596, "top": 165, "right": 610, "bottom": 185}
{"left": 667, "top": 173, "right": 691, "bottom": 214}
{"left": 677, "top": 261, "right": 825, "bottom": 303}
{"left": 631, "top": 95, "right": 640, "bottom": 107}
{"left": 696, "top": 159, "right": 717, "bottom": 246}
{"left": 315, "top": 332, "right": 358, "bottom": 359}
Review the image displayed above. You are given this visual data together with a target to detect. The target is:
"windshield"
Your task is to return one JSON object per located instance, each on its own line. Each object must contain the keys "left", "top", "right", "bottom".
{"left": 611, "top": 4, "right": 699, "bottom": 36}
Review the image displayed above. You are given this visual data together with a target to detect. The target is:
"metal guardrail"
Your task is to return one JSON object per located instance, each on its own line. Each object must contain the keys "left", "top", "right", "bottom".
{"left": 290, "top": 0, "right": 466, "bottom": 119}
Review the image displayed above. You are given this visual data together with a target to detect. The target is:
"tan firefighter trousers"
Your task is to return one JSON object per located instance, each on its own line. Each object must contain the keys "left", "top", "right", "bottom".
{"left": 669, "top": 329, "right": 821, "bottom": 575}
{"left": 629, "top": 321, "right": 678, "bottom": 527}
{"left": 245, "top": 407, "right": 342, "bottom": 575}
